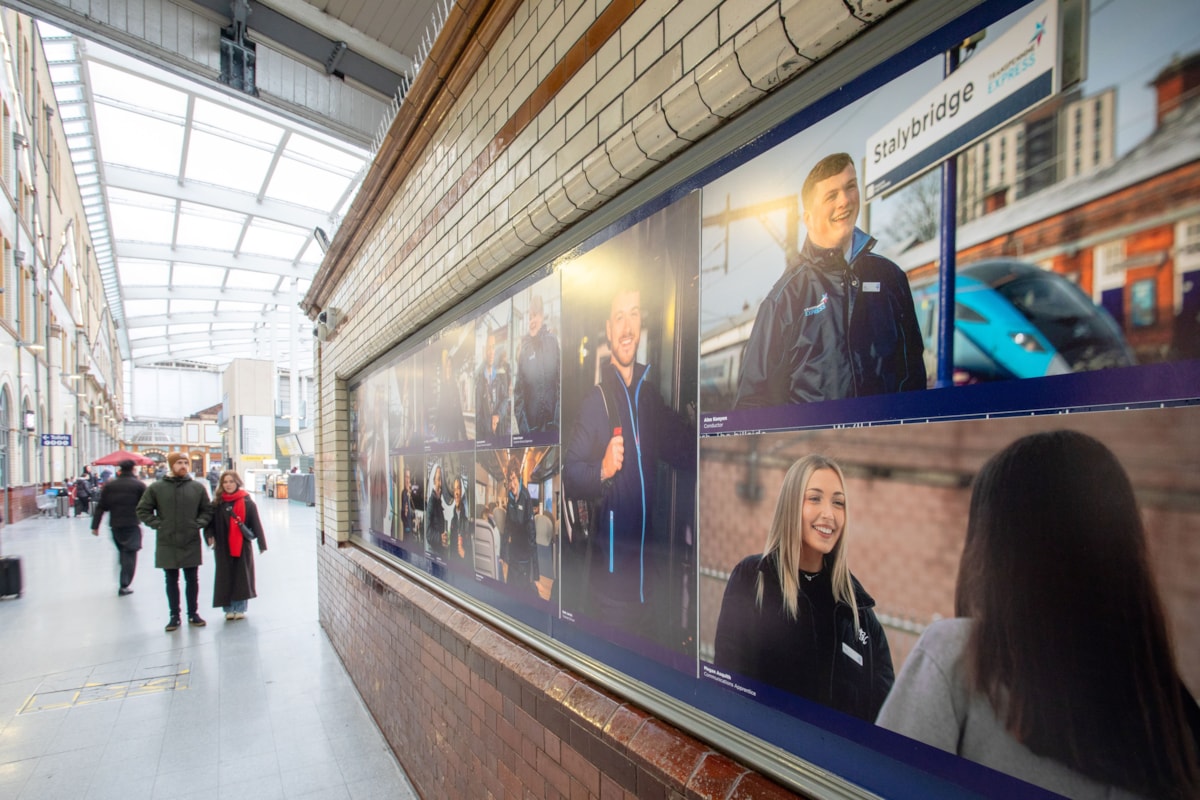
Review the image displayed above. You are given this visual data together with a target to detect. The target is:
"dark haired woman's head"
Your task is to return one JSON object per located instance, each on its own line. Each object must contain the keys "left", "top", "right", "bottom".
{"left": 956, "top": 429, "right": 1199, "bottom": 797}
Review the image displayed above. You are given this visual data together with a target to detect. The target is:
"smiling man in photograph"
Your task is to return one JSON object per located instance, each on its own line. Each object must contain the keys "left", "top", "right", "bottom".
{"left": 734, "top": 152, "right": 926, "bottom": 408}
{"left": 563, "top": 281, "right": 695, "bottom": 641}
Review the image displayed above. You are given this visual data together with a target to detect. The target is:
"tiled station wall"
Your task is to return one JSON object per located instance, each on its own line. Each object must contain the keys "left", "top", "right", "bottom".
{"left": 317, "top": 539, "right": 811, "bottom": 800}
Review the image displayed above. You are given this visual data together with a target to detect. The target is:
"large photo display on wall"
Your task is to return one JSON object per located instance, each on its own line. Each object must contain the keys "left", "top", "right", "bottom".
{"left": 347, "top": 0, "right": 1200, "bottom": 795}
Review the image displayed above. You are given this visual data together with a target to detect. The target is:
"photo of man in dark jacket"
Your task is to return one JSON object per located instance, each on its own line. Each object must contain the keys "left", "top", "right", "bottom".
{"left": 514, "top": 292, "right": 560, "bottom": 436}
{"left": 136, "top": 452, "right": 213, "bottom": 631}
{"left": 734, "top": 153, "right": 926, "bottom": 408}
{"left": 91, "top": 459, "right": 146, "bottom": 596}
{"left": 563, "top": 283, "right": 696, "bottom": 641}
{"left": 501, "top": 455, "right": 537, "bottom": 591}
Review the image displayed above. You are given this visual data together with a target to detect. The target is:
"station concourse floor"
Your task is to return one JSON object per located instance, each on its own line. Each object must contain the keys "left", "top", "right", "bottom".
{"left": 0, "top": 495, "right": 420, "bottom": 800}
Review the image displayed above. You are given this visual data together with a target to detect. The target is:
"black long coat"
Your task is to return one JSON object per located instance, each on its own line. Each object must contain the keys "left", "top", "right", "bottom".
{"left": 208, "top": 495, "right": 267, "bottom": 606}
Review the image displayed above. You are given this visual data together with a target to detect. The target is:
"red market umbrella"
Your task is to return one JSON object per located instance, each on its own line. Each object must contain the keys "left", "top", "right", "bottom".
{"left": 92, "top": 450, "right": 157, "bottom": 466}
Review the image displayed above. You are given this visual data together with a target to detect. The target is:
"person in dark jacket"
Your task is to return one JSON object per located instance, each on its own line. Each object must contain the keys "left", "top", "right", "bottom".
{"left": 136, "top": 452, "right": 213, "bottom": 631}
{"left": 90, "top": 460, "right": 146, "bottom": 595}
{"left": 514, "top": 293, "right": 560, "bottom": 435}
{"left": 449, "top": 475, "right": 473, "bottom": 569}
{"left": 73, "top": 470, "right": 94, "bottom": 517}
{"left": 425, "top": 464, "right": 449, "bottom": 557}
{"left": 501, "top": 455, "right": 537, "bottom": 591}
{"left": 734, "top": 153, "right": 926, "bottom": 408}
{"left": 562, "top": 284, "right": 696, "bottom": 640}
{"left": 206, "top": 470, "right": 266, "bottom": 621}
{"left": 475, "top": 333, "right": 499, "bottom": 439}
{"left": 713, "top": 454, "right": 893, "bottom": 722}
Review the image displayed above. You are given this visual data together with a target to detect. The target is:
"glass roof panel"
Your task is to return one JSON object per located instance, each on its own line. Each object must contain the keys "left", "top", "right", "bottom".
{"left": 263, "top": 156, "right": 354, "bottom": 205}
{"left": 169, "top": 299, "right": 217, "bottom": 313}
{"left": 126, "top": 326, "right": 166, "bottom": 340}
{"left": 239, "top": 220, "right": 310, "bottom": 259}
{"left": 192, "top": 98, "right": 283, "bottom": 147}
{"left": 169, "top": 323, "right": 212, "bottom": 334}
{"left": 88, "top": 62, "right": 189, "bottom": 115}
{"left": 168, "top": 264, "right": 227, "bottom": 287}
{"left": 123, "top": 299, "right": 168, "bottom": 317}
{"left": 297, "top": 238, "right": 324, "bottom": 266}
{"left": 287, "top": 134, "right": 366, "bottom": 173}
{"left": 56, "top": 85, "right": 85, "bottom": 103}
{"left": 93, "top": 104, "right": 183, "bottom": 173}
{"left": 222, "top": 271, "right": 282, "bottom": 290}
{"left": 174, "top": 204, "right": 245, "bottom": 250}
{"left": 48, "top": 63, "right": 81, "bottom": 83}
{"left": 108, "top": 202, "right": 175, "bottom": 245}
{"left": 116, "top": 259, "right": 170, "bottom": 286}
{"left": 185, "top": 129, "right": 274, "bottom": 194}
{"left": 42, "top": 40, "right": 76, "bottom": 60}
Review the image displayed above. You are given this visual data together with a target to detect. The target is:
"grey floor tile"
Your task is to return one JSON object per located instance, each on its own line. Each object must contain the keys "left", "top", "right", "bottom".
{"left": 293, "top": 785, "right": 352, "bottom": 800}
{"left": 218, "top": 771, "right": 286, "bottom": 800}
{"left": 0, "top": 504, "right": 417, "bottom": 800}
{"left": 279, "top": 758, "right": 346, "bottom": 796}
{"left": 84, "top": 772, "right": 156, "bottom": 800}
{"left": 151, "top": 764, "right": 220, "bottom": 798}
{"left": 217, "top": 749, "right": 280, "bottom": 786}
{"left": 16, "top": 765, "right": 96, "bottom": 800}
{"left": 346, "top": 775, "right": 420, "bottom": 800}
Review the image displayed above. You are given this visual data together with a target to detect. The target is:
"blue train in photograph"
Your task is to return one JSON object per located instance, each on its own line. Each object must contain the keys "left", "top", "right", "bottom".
{"left": 699, "top": 259, "right": 1135, "bottom": 408}
{"left": 911, "top": 259, "right": 1135, "bottom": 385}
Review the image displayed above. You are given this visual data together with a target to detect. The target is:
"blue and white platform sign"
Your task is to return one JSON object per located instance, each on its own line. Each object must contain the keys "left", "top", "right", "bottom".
{"left": 864, "top": 0, "right": 1059, "bottom": 201}
{"left": 41, "top": 434, "right": 72, "bottom": 446}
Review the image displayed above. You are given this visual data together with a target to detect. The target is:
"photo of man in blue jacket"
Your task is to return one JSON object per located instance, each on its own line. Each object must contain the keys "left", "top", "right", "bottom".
{"left": 563, "top": 282, "right": 696, "bottom": 643}
{"left": 734, "top": 153, "right": 927, "bottom": 408}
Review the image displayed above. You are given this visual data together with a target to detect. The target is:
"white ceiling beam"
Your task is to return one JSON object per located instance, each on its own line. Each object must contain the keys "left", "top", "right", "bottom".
{"left": 131, "top": 328, "right": 301, "bottom": 347}
{"left": 122, "top": 286, "right": 288, "bottom": 304}
{"left": 124, "top": 310, "right": 304, "bottom": 328}
{"left": 116, "top": 243, "right": 312, "bottom": 277}
{"left": 132, "top": 344, "right": 309, "bottom": 367}
{"left": 104, "top": 164, "right": 331, "bottom": 230}
{"left": 253, "top": 0, "right": 415, "bottom": 76}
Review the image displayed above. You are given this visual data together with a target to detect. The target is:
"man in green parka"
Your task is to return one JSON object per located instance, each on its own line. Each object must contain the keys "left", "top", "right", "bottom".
{"left": 137, "top": 452, "right": 214, "bottom": 631}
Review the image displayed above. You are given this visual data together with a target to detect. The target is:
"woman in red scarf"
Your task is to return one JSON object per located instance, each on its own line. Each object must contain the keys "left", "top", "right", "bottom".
{"left": 206, "top": 470, "right": 267, "bottom": 620}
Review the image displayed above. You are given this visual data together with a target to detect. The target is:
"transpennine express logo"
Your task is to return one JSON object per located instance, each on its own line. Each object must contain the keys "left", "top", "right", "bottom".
{"left": 1030, "top": 17, "right": 1046, "bottom": 47}
{"left": 987, "top": 16, "right": 1048, "bottom": 94}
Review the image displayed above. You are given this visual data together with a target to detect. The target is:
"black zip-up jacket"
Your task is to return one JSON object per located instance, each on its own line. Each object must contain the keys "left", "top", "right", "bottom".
{"left": 713, "top": 552, "right": 894, "bottom": 722}
{"left": 92, "top": 474, "right": 146, "bottom": 531}
{"left": 735, "top": 228, "right": 926, "bottom": 408}
{"left": 562, "top": 362, "right": 695, "bottom": 604}
{"left": 515, "top": 327, "right": 561, "bottom": 434}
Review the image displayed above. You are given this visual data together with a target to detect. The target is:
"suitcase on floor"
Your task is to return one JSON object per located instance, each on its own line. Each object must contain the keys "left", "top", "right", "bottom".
{"left": 0, "top": 556, "right": 21, "bottom": 598}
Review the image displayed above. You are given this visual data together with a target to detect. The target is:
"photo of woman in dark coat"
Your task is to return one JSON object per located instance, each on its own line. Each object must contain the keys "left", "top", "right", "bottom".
{"left": 206, "top": 470, "right": 267, "bottom": 620}
{"left": 713, "top": 454, "right": 893, "bottom": 722}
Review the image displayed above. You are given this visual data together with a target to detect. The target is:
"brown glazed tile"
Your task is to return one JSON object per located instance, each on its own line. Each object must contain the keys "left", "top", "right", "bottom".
{"left": 564, "top": 682, "right": 620, "bottom": 734}
{"left": 629, "top": 720, "right": 708, "bottom": 787}
{"left": 546, "top": 671, "right": 579, "bottom": 704}
{"left": 604, "top": 704, "right": 649, "bottom": 749}
{"left": 686, "top": 753, "right": 748, "bottom": 800}
{"left": 727, "top": 773, "right": 806, "bottom": 800}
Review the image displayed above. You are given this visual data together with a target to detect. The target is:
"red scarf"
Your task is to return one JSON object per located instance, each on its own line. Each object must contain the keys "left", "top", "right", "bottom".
{"left": 221, "top": 490, "right": 249, "bottom": 557}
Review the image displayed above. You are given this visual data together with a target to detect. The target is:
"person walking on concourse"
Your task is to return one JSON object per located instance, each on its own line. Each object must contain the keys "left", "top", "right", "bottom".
{"left": 207, "top": 470, "right": 267, "bottom": 620}
{"left": 90, "top": 459, "right": 146, "bottom": 596}
{"left": 137, "top": 452, "right": 213, "bottom": 631}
